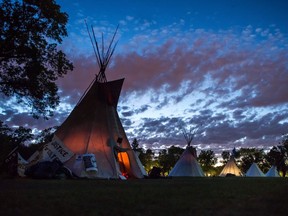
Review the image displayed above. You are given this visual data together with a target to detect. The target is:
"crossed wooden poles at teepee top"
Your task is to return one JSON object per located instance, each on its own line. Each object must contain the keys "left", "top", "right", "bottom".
{"left": 85, "top": 21, "right": 119, "bottom": 83}
{"left": 182, "top": 125, "right": 199, "bottom": 147}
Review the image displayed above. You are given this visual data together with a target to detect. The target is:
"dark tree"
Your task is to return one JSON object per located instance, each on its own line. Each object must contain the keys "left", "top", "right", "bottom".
{"left": 0, "top": 120, "right": 13, "bottom": 143}
{"left": 0, "top": 0, "right": 73, "bottom": 118}
{"left": 221, "top": 150, "right": 230, "bottom": 164}
{"left": 34, "top": 126, "right": 57, "bottom": 145}
{"left": 0, "top": 121, "right": 15, "bottom": 165}
{"left": 266, "top": 134, "right": 288, "bottom": 177}
{"left": 198, "top": 149, "right": 217, "bottom": 174}
{"left": 131, "top": 138, "right": 139, "bottom": 151}
{"left": 238, "top": 148, "right": 267, "bottom": 173}
{"left": 0, "top": 120, "right": 33, "bottom": 148}
{"left": 0, "top": 121, "right": 34, "bottom": 173}
{"left": 158, "top": 145, "right": 184, "bottom": 174}
{"left": 157, "top": 149, "right": 169, "bottom": 174}
{"left": 137, "top": 148, "right": 155, "bottom": 172}
{"left": 12, "top": 126, "right": 33, "bottom": 146}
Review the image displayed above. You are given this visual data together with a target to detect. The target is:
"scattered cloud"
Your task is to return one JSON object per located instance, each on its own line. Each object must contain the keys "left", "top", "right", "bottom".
{"left": 1, "top": 3, "right": 288, "bottom": 155}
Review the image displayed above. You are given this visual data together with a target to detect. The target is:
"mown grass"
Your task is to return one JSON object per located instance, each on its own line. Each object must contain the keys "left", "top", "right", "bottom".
{"left": 0, "top": 177, "right": 287, "bottom": 216}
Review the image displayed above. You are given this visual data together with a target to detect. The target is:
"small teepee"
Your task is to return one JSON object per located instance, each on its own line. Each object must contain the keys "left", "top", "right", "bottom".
{"left": 168, "top": 146, "right": 204, "bottom": 177}
{"left": 168, "top": 126, "right": 204, "bottom": 177}
{"left": 219, "top": 157, "right": 242, "bottom": 177}
{"left": 27, "top": 25, "right": 144, "bottom": 179}
{"left": 265, "top": 166, "right": 280, "bottom": 177}
{"left": 219, "top": 148, "right": 242, "bottom": 177}
{"left": 245, "top": 163, "right": 265, "bottom": 177}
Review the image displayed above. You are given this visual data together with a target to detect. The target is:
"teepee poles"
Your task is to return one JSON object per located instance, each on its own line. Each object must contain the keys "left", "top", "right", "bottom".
{"left": 181, "top": 125, "right": 198, "bottom": 147}
{"left": 85, "top": 20, "right": 101, "bottom": 68}
{"left": 85, "top": 21, "right": 119, "bottom": 83}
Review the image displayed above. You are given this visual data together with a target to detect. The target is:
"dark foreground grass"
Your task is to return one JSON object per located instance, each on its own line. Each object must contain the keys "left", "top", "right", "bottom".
{"left": 0, "top": 177, "right": 287, "bottom": 216}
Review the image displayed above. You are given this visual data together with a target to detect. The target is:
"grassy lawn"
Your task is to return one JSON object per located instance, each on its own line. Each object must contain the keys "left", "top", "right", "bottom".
{"left": 0, "top": 177, "right": 287, "bottom": 216}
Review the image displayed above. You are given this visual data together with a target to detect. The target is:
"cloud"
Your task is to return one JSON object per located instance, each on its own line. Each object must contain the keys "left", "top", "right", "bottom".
{"left": 1, "top": 19, "right": 287, "bottom": 155}
{"left": 45, "top": 25, "right": 288, "bottom": 153}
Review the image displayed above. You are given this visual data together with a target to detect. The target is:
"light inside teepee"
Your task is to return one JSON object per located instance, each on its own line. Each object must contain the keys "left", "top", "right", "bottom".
{"left": 118, "top": 152, "right": 131, "bottom": 178}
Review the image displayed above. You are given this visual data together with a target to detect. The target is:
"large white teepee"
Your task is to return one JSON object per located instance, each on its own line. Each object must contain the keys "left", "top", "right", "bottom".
{"left": 265, "top": 166, "right": 280, "bottom": 177}
{"left": 168, "top": 146, "right": 204, "bottom": 177}
{"left": 245, "top": 163, "right": 265, "bottom": 177}
{"left": 33, "top": 26, "right": 144, "bottom": 179}
{"left": 219, "top": 157, "right": 242, "bottom": 177}
{"left": 55, "top": 78, "right": 144, "bottom": 179}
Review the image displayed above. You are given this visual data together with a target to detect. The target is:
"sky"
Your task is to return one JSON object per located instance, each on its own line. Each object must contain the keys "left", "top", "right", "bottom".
{"left": 1, "top": 0, "right": 288, "bottom": 156}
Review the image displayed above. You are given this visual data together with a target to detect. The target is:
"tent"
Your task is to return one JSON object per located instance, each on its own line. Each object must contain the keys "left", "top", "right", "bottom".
{"left": 168, "top": 146, "right": 204, "bottom": 177}
{"left": 245, "top": 163, "right": 265, "bottom": 177}
{"left": 54, "top": 78, "right": 144, "bottom": 179}
{"left": 219, "top": 157, "right": 242, "bottom": 177}
{"left": 27, "top": 26, "right": 144, "bottom": 179}
{"left": 133, "top": 151, "right": 148, "bottom": 176}
{"left": 265, "top": 166, "right": 280, "bottom": 177}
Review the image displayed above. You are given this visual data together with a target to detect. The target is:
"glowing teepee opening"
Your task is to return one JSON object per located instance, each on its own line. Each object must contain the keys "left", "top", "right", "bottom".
{"left": 118, "top": 152, "right": 131, "bottom": 178}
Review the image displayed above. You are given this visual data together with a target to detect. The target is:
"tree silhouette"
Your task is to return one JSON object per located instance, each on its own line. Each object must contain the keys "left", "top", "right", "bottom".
{"left": 0, "top": 0, "right": 73, "bottom": 118}
{"left": 266, "top": 134, "right": 288, "bottom": 177}
{"left": 158, "top": 145, "right": 184, "bottom": 174}
{"left": 131, "top": 138, "right": 139, "bottom": 151}
{"left": 198, "top": 149, "right": 217, "bottom": 174}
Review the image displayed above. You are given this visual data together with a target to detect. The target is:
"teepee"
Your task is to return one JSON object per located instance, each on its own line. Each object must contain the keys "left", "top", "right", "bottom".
{"left": 245, "top": 163, "right": 265, "bottom": 177}
{"left": 265, "top": 166, "right": 280, "bottom": 177}
{"left": 168, "top": 125, "right": 204, "bottom": 177}
{"left": 219, "top": 157, "right": 242, "bottom": 177}
{"left": 168, "top": 146, "right": 204, "bottom": 177}
{"left": 32, "top": 25, "right": 144, "bottom": 179}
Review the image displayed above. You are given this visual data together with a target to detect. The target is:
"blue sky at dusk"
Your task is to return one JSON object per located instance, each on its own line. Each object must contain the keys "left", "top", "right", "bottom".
{"left": 1, "top": 0, "right": 288, "bottom": 156}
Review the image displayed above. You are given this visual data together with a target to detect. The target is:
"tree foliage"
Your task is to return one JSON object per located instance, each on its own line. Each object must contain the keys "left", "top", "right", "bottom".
{"left": 198, "top": 149, "right": 217, "bottom": 174}
{"left": 265, "top": 134, "right": 288, "bottom": 177}
{"left": 131, "top": 138, "right": 139, "bottom": 151}
{"left": 34, "top": 126, "right": 57, "bottom": 145}
{"left": 137, "top": 148, "right": 155, "bottom": 172}
{"left": 0, "top": 120, "right": 33, "bottom": 147}
{"left": 158, "top": 145, "right": 184, "bottom": 174}
{"left": 0, "top": 120, "right": 58, "bottom": 174}
{"left": 221, "top": 151, "right": 230, "bottom": 164}
{"left": 238, "top": 148, "right": 267, "bottom": 173}
{"left": 0, "top": 0, "right": 73, "bottom": 118}
{"left": 0, "top": 120, "right": 34, "bottom": 171}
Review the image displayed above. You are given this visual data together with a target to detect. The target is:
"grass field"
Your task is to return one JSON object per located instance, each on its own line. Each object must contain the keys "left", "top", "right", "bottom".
{"left": 0, "top": 177, "right": 287, "bottom": 216}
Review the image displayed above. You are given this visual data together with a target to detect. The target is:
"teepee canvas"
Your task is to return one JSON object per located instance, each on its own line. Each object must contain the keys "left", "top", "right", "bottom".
{"left": 29, "top": 25, "right": 144, "bottom": 179}
{"left": 169, "top": 125, "right": 204, "bottom": 177}
{"left": 219, "top": 157, "right": 242, "bottom": 177}
{"left": 265, "top": 166, "right": 280, "bottom": 177}
{"left": 245, "top": 163, "right": 265, "bottom": 177}
{"left": 133, "top": 151, "right": 148, "bottom": 176}
{"left": 168, "top": 146, "right": 204, "bottom": 177}
{"left": 56, "top": 78, "right": 143, "bottom": 179}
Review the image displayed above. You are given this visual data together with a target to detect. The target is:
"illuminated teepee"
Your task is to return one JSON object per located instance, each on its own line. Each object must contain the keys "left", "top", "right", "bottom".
{"left": 219, "top": 149, "right": 243, "bottom": 177}
{"left": 33, "top": 25, "right": 144, "bottom": 179}
{"left": 219, "top": 157, "right": 242, "bottom": 177}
